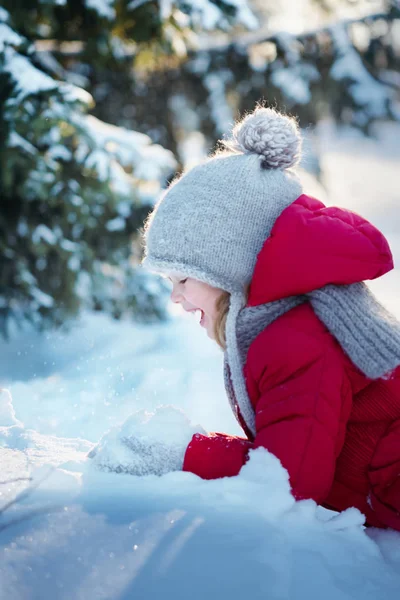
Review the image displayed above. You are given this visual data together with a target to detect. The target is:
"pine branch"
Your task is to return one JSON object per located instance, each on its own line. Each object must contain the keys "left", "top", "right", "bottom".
{"left": 199, "top": 11, "right": 397, "bottom": 54}
{"left": 33, "top": 10, "right": 398, "bottom": 60}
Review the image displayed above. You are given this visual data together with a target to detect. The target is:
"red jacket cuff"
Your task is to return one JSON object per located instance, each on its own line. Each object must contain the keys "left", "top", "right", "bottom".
{"left": 182, "top": 432, "right": 252, "bottom": 479}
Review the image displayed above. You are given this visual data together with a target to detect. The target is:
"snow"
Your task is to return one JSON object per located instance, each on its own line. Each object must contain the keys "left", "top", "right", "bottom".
{"left": 105, "top": 217, "right": 126, "bottom": 232}
{"left": 7, "top": 132, "right": 37, "bottom": 156}
{"left": 86, "top": 0, "right": 115, "bottom": 20}
{"left": 0, "top": 23, "right": 23, "bottom": 52}
{"left": 4, "top": 49, "right": 58, "bottom": 101}
{"left": 224, "top": 0, "right": 258, "bottom": 30}
{"left": 204, "top": 71, "right": 235, "bottom": 135}
{"left": 168, "top": 94, "right": 208, "bottom": 167}
{"left": 30, "top": 288, "right": 54, "bottom": 309}
{"left": 64, "top": 113, "right": 176, "bottom": 206}
{"left": 89, "top": 406, "right": 205, "bottom": 476}
{"left": 3, "top": 48, "right": 92, "bottom": 107}
{"left": 0, "top": 8, "right": 9, "bottom": 22}
{"left": 47, "top": 145, "right": 73, "bottom": 162}
{"left": 60, "top": 238, "right": 79, "bottom": 252}
{"left": 159, "top": 0, "right": 174, "bottom": 20}
{"left": 330, "top": 24, "right": 394, "bottom": 122}
{"left": 1, "top": 122, "right": 400, "bottom": 598}
{"left": 32, "top": 225, "right": 57, "bottom": 246}
{"left": 2, "top": 447, "right": 400, "bottom": 599}
{"left": 81, "top": 115, "right": 177, "bottom": 182}
{"left": 270, "top": 33, "right": 320, "bottom": 105}
{"left": 173, "top": 0, "right": 257, "bottom": 31}
{"left": 144, "top": 0, "right": 258, "bottom": 30}
{"left": 251, "top": 0, "right": 387, "bottom": 36}
{"left": 271, "top": 62, "right": 320, "bottom": 104}
{"left": 187, "top": 0, "right": 227, "bottom": 31}
{"left": 0, "top": 389, "right": 21, "bottom": 428}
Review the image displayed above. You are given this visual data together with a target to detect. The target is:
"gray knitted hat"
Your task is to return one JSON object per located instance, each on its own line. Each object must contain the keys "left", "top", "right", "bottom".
{"left": 142, "top": 107, "right": 303, "bottom": 292}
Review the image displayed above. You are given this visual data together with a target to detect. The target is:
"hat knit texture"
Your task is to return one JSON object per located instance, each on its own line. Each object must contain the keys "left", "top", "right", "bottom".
{"left": 143, "top": 106, "right": 302, "bottom": 293}
{"left": 226, "top": 107, "right": 301, "bottom": 169}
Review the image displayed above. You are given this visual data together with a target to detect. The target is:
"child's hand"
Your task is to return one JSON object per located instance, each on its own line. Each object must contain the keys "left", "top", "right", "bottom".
{"left": 88, "top": 406, "right": 206, "bottom": 477}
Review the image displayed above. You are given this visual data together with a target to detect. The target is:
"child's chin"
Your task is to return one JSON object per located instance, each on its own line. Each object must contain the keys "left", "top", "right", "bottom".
{"left": 202, "top": 322, "right": 210, "bottom": 337}
{"left": 200, "top": 316, "right": 215, "bottom": 340}
{"left": 205, "top": 327, "right": 215, "bottom": 341}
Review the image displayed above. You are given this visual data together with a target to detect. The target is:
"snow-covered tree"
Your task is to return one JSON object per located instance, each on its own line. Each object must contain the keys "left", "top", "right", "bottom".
{"left": 91, "top": 1, "right": 400, "bottom": 166}
{"left": 0, "top": 9, "right": 176, "bottom": 335}
{"left": 0, "top": 1, "right": 257, "bottom": 336}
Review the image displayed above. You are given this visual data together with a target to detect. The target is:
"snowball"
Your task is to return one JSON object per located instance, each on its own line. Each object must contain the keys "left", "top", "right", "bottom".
{"left": 88, "top": 405, "right": 206, "bottom": 477}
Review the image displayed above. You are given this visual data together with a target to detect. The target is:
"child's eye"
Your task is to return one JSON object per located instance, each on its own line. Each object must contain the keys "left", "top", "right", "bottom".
{"left": 180, "top": 278, "right": 187, "bottom": 285}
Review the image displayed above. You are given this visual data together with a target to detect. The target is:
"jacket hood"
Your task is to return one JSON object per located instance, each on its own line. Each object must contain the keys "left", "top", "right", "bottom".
{"left": 247, "top": 194, "right": 394, "bottom": 307}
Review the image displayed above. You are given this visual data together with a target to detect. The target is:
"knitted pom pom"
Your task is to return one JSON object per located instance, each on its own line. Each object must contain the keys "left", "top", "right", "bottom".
{"left": 226, "top": 107, "right": 301, "bottom": 169}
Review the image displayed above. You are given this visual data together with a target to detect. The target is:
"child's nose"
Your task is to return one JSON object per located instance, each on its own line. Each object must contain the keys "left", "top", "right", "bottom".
{"left": 170, "top": 286, "right": 181, "bottom": 303}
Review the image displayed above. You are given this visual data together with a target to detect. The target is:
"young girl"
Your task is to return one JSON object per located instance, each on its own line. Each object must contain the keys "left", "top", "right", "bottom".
{"left": 142, "top": 106, "right": 400, "bottom": 530}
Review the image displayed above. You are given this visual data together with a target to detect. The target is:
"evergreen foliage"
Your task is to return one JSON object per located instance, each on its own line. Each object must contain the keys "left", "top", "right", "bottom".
{"left": 90, "top": 1, "right": 400, "bottom": 164}
{"left": 1, "top": 1, "right": 399, "bottom": 336}
{"left": 0, "top": 1, "right": 255, "bottom": 336}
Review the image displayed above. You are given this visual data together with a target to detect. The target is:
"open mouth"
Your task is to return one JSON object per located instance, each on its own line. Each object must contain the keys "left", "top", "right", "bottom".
{"left": 193, "top": 309, "right": 205, "bottom": 326}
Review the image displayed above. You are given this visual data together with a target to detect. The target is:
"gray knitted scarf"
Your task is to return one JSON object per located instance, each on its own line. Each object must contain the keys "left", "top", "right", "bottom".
{"left": 223, "top": 282, "right": 400, "bottom": 437}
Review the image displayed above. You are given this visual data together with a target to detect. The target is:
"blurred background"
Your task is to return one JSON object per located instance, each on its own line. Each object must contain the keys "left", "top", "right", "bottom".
{"left": 1, "top": 0, "right": 399, "bottom": 337}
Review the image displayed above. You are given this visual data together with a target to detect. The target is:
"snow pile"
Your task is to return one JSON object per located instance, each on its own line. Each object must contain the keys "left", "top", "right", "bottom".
{"left": 2, "top": 446, "right": 400, "bottom": 600}
{"left": 0, "top": 388, "right": 21, "bottom": 428}
{"left": 88, "top": 405, "right": 205, "bottom": 476}
{"left": 0, "top": 389, "right": 26, "bottom": 451}
{"left": 1, "top": 309, "right": 229, "bottom": 442}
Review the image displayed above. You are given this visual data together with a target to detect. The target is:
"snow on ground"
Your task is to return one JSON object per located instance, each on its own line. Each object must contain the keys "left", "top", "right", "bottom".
{"left": 1, "top": 122, "right": 400, "bottom": 599}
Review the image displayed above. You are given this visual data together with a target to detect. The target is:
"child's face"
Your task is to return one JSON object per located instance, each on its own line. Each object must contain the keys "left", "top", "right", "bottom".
{"left": 169, "top": 276, "right": 224, "bottom": 340}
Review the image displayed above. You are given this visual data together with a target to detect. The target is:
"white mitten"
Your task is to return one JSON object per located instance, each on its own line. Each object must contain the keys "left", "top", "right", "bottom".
{"left": 88, "top": 405, "right": 206, "bottom": 476}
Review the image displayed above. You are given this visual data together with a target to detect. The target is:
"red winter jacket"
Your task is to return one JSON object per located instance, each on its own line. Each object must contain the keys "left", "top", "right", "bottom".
{"left": 183, "top": 194, "right": 400, "bottom": 530}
